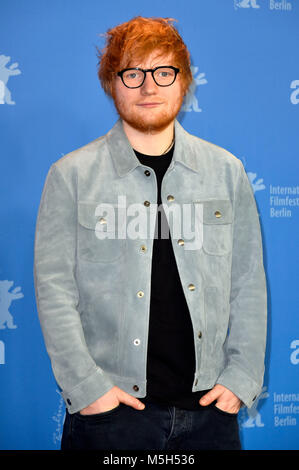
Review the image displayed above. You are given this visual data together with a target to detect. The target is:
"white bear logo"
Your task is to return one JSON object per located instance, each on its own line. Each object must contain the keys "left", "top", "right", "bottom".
{"left": 247, "top": 172, "right": 266, "bottom": 193}
{"left": 0, "top": 55, "right": 21, "bottom": 105}
{"left": 241, "top": 386, "right": 269, "bottom": 428}
{"left": 235, "top": 0, "right": 261, "bottom": 9}
{"left": 181, "top": 66, "right": 207, "bottom": 113}
{"left": 0, "top": 280, "right": 24, "bottom": 329}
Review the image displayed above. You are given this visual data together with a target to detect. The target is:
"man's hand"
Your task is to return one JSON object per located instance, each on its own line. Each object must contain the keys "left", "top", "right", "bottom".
{"left": 199, "top": 384, "right": 241, "bottom": 414}
{"left": 79, "top": 386, "right": 145, "bottom": 415}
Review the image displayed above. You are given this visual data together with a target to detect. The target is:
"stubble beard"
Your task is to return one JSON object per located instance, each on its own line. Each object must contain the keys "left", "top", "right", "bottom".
{"left": 112, "top": 91, "right": 184, "bottom": 134}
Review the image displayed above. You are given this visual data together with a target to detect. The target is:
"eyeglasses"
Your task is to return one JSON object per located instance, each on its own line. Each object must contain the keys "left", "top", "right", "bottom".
{"left": 117, "top": 66, "right": 180, "bottom": 89}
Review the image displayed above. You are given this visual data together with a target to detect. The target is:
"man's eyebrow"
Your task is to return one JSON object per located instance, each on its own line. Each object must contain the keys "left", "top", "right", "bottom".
{"left": 127, "top": 63, "right": 172, "bottom": 69}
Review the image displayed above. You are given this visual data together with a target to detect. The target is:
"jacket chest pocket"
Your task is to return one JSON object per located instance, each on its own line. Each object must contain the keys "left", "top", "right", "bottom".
{"left": 78, "top": 201, "right": 126, "bottom": 263}
{"left": 194, "top": 199, "right": 233, "bottom": 256}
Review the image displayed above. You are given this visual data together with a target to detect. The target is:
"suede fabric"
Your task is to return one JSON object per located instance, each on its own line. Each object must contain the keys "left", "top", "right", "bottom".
{"left": 33, "top": 118, "right": 267, "bottom": 414}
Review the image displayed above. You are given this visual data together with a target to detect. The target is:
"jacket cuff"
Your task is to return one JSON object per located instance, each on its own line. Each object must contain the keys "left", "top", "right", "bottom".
{"left": 216, "top": 365, "right": 263, "bottom": 409}
{"left": 61, "top": 367, "right": 115, "bottom": 414}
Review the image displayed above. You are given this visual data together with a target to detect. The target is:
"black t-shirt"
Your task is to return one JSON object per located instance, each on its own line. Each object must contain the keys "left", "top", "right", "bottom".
{"left": 134, "top": 144, "right": 209, "bottom": 410}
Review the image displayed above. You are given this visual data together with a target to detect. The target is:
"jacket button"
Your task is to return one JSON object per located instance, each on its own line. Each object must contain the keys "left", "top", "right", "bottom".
{"left": 215, "top": 210, "right": 222, "bottom": 218}
{"left": 178, "top": 239, "right": 184, "bottom": 246}
{"left": 194, "top": 379, "right": 198, "bottom": 386}
{"left": 167, "top": 195, "right": 175, "bottom": 202}
{"left": 137, "top": 290, "right": 144, "bottom": 298}
{"left": 133, "top": 385, "right": 139, "bottom": 392}
{"left": 144, "top": 170, "right": 151, "bottom": 176}
{"left": 140, "top": 245, "right": 147, "bottom": 253}
{"left": 98, "top": 217, "right": 107, "bottom": 224}
{"left": 133, "top": 338, "right": 141, "bottom": 346}
{"left": 198, "top": 331, "right": 202, "bottom": 339}
{"left": 188, "top": 283, "right": 195, "bottom": 291}
{"left": 144, "top": 200, "right": 150, "bottom": 207}
{"left": 66, "top": 399, "right": 72, "bottom": 406}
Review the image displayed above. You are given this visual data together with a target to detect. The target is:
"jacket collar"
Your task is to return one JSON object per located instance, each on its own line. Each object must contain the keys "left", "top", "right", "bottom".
{"left": 106, "top": 118, "right": 200, "bottom": 177}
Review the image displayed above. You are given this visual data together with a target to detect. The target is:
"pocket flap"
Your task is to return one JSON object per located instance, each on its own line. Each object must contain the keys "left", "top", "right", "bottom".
{"left": 78, "top": 202, "right": 99, "bottom": 230}
{"left": 197, "top": 199, "right": 233, "bottom": 225}
{"left": 78, "top": 201, "right": 122, "bottom": 232}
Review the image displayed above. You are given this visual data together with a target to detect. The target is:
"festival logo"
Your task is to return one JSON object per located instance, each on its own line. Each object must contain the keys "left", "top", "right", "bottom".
{"left": 0, "top": 55, "right": 21, "bottom": 105}
{"left": 269, "top": 184, "right": 299, "bottom": 218}
{"left": 273, "top": 391, "right": 299, "bottom": 427}
{"left": 240, "top": 157, "right": 266, "bottom": 195}
{"left": 0, "top": 280, "right": 24, "bottom": 330}
{"left": 247, "top": 172, "right": 266, "bottom": 194}
{"left": 240, "top": 386, "right": 269, "bottom": 427}
{"left": 181, "top": 66, "right": 207, "bottom": 113}
{"left": 234, "top": 0, "right": 261, "bottom": 9}
{"left": 234, "top": 0, "right": 293, "bottom": 10}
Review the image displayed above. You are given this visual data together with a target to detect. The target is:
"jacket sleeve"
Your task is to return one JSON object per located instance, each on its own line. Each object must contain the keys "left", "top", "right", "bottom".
{"left": 216, "top": 160, "right": 267, "bottom": 409}
{"left": 33, "top": 163, "right": 114, "bottom": 414}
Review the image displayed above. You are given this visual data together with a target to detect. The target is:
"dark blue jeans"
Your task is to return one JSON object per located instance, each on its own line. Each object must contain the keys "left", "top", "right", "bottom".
{"left": 61, "top": 400, "right": 241, "bottom": 450}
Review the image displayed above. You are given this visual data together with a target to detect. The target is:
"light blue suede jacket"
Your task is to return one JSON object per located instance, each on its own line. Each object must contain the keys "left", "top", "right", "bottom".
{"left": 34, "top": 119, "right": 267, "bottom": 414}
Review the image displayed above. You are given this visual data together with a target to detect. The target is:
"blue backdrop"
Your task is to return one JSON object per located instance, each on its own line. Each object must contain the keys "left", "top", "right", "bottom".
{"left": 0, "top": 0, "right": 298, "bottom": 451}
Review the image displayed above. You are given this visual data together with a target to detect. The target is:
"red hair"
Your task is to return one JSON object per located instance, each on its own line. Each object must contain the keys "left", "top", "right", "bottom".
{"left": 97, "top": 16, "right": 192, "bottom": 97}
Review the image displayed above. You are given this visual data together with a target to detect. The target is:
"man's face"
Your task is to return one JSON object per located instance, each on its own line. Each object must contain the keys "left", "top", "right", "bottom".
{"left": 111, "top": 51, "right": 184, "bottom": 134}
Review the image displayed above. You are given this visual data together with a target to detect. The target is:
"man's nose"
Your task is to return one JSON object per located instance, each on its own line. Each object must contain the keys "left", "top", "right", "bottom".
{"left": 140, "top": 72, "right": 158, "bottom": 94}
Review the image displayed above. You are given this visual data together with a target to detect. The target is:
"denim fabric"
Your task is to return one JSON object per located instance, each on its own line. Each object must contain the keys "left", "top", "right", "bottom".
{"left": 61, "top": 401, "right": 241, "bottom": 451}
{"left": 34, "top": 118, "right": 267, "bottom": 414}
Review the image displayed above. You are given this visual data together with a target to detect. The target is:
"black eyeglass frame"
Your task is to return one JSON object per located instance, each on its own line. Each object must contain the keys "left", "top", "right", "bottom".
{"left": 117, "top": 66, "right": 180, "bottom": 88}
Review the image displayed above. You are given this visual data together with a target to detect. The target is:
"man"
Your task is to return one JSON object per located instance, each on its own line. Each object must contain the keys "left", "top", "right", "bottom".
{"left": 34, "top": 17, "right": 267, "bottom": 450}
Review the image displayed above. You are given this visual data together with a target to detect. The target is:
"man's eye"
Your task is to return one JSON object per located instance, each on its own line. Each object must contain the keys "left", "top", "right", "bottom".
{"left": 156, "top": 70, "right": 174, "bottom": 78}
{"left": 125, "top": 71, "right": 142, "bottom": 80}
